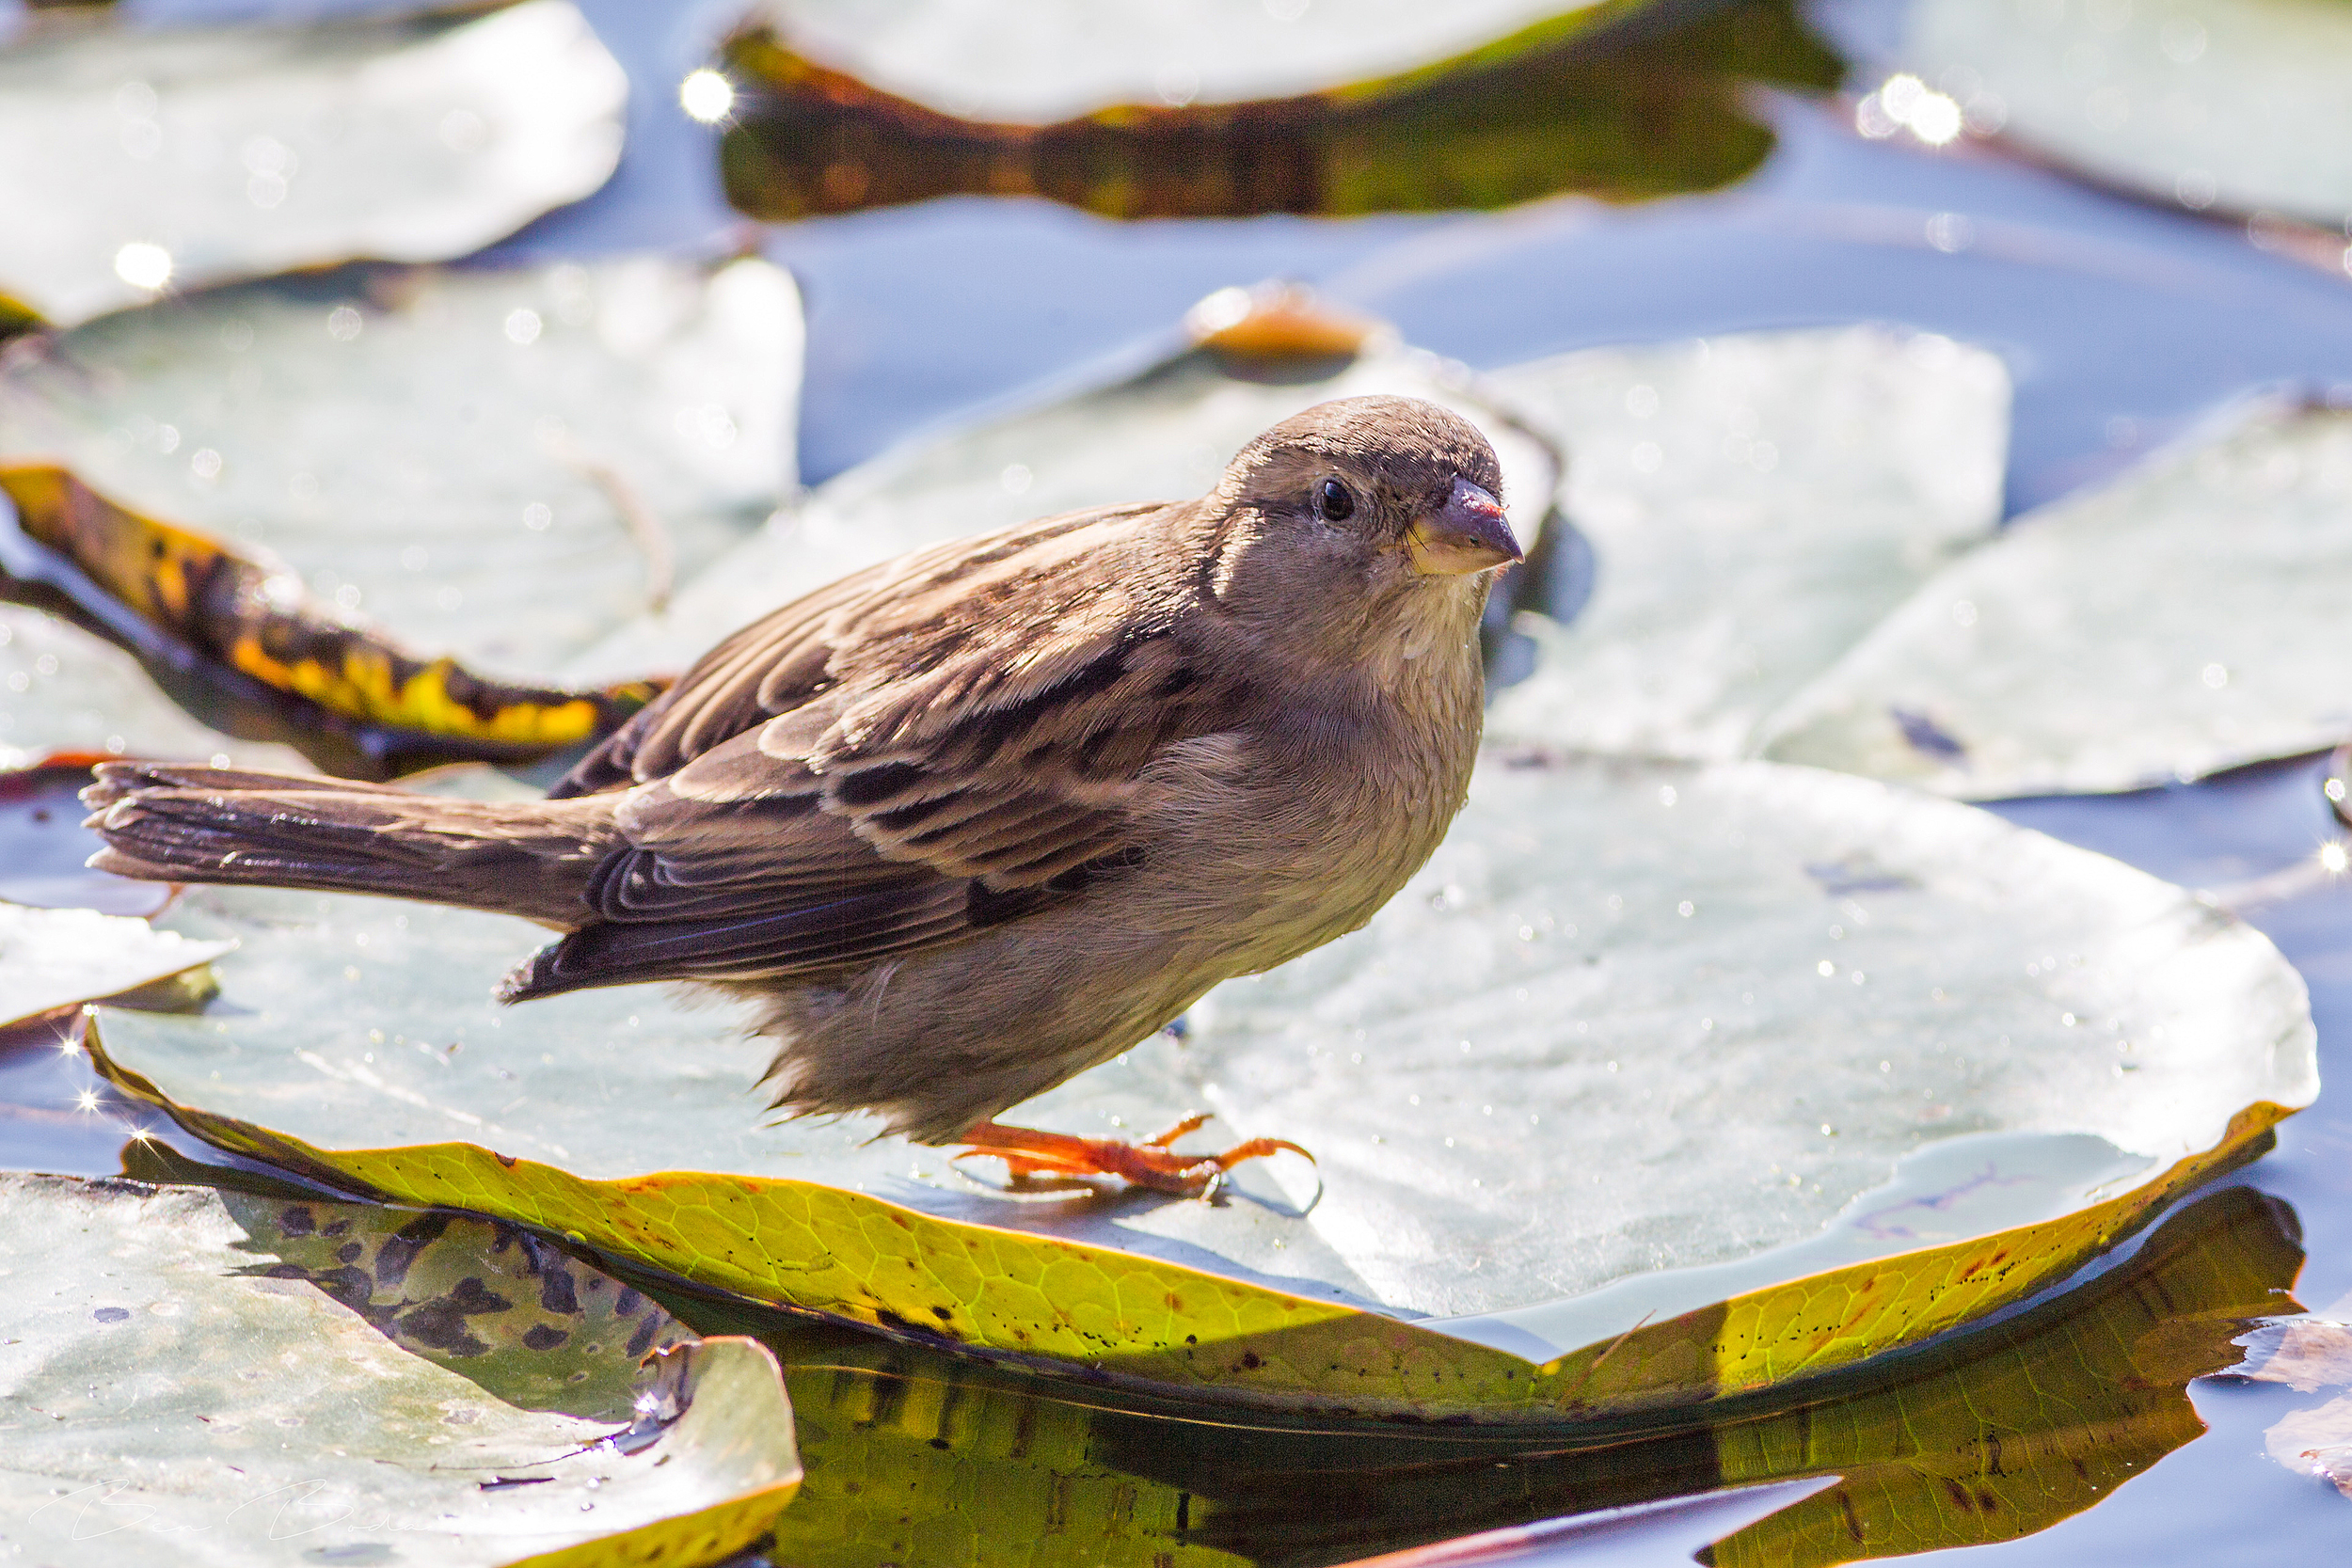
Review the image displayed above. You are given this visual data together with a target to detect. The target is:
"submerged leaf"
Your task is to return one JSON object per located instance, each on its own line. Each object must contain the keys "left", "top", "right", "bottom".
{"left": 1756, "top": 400, "right": 2352, "bottom": 797}
{"left": 0, "top": 903, "right": 231, "bottom": 1030}
{"left": 82, "top": 747, "right": 2312, "bottom": 1418}
{"left": 0, "top": 1172, "right": 801, "bottom": 1566}
{"left": 720, "top": 0, "right": 1842, "bottom": 220}
{"left": 2, "top": 466, "right": 661, "bottom": 773}
{"left": 0, "top": 0, "right": 625, "bottom": 326}
{"left": 570, "top": 292, "right": 1557, "bottom": 682}
{"left": 1486, "top": 327, "right": 2010, "bottom": 760}
{"left": 1905, "top": 0, "right": 2352, "bottom": 228}
{"left": 0, "top": 253, "right": 801, "bottom": 687}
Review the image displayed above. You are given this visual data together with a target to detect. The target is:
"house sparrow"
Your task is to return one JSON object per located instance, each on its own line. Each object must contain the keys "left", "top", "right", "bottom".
{"left": 83, "top": 396, "right": 1520, "bottom": 1194}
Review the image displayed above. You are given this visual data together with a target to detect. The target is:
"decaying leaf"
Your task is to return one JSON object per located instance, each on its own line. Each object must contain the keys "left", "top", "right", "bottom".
{"left": 0, "top": 1171, "right": 801, "bottom": 1566}
{"left": 1485, "top": 326, "right": 2010, "bottom": 761}
{"left": 0, "top": 0, "right": 625, "bottom": 326}
{"left": 1756, "top": 400, "right": 2352, "bottom": 797}
{"left": 1905, "top": 0, "right": 2352, "bottom": 229}
{"left": 0, "top": 253, "right": 802, "bottom": 684}
{"left": 719, "top": 0, "right": 1841, "bottom": 220}
{"left": 77, "top": 745, "right": 2313, "bottom": 1418}
{"left": 2, "top": 466, "right": 662, "bottom": 774}
{"left": 569, "top": 285, "right": 1557, "bottom": 683}
{"left": 0, "top": 602, "right": 310, "bottom": 774}
{"left": 0, "top": 903, "right": 231, "bottom": 1030}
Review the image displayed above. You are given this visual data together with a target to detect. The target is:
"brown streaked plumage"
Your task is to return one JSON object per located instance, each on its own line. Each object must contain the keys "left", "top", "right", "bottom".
{"left": 83, "top": 396, "right": 1520, "bottom": 1192}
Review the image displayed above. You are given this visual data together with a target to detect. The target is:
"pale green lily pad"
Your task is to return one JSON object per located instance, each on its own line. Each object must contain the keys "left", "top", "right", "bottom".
{"left": 86, "top": 748, "right": 2313, "bottom": 1389}
{"left": 0, "top": 0, "right": 625, "bottom": 326}
{"left": 753, "top": 0, "right": 1629, "bottom": 123}
{"left": 568, "top": 328, "right": 1555, "bottom": 683}
{"left": 0, "top": 1173, "right": 801, "bottom": 1567}
{"left": 1904, "top": 0, "right": 2352, "bottom": 227}
{"left": 0, "top": 602, "right": 310, "bottom": 771}
{"left": 1756, "top": 399, "right": 2352, "bottom": 798}
{"left": 0, "top": 903, "right": 232, "bottom": 1029}
{"left": 1, "top": 254, "right": 802, "bottom": 682}
{"left": 1485, "top": 326, "right": 2010, "bottom": 761}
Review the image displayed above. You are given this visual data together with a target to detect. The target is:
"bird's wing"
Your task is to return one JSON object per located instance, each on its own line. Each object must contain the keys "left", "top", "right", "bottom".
{"left": 508, "top": 501, "right": 1237, "bottom": 999}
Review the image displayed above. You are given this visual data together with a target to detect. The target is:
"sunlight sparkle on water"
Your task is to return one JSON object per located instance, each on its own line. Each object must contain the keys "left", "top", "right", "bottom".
{"left": 74, "top": 1089, "right": 99, "bottom": 1114}
{"left": 1858, "top": 74, "right": 1964, "bottom": 147}
{"left": 679, "top": 69, "right": 734, "bottom": 123}
{"left": 113, "top": 242, "right": 172, "bottom": 291}
{"left": 2322, "top": 842, "right": 2348, "bottom": 876}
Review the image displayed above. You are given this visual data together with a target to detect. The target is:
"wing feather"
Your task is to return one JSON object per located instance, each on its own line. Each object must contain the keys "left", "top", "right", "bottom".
{"left": 508, "top": 499, "right": 1242, "bottom": 1000}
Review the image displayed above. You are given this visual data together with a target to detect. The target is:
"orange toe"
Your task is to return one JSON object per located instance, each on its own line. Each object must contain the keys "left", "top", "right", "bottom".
{"left": 953, "top": 1115, "right": 1311, "bottom": 1197}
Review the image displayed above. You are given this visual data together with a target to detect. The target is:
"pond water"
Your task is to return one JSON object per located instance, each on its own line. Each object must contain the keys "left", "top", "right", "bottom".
{"left": 6, "top": 0, "right": 2352, "bottom": 1562}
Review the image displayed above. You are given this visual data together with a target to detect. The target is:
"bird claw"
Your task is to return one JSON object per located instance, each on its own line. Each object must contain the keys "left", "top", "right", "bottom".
{"left": 952, "top": 1114, "right": 1312, "bottom": 1198}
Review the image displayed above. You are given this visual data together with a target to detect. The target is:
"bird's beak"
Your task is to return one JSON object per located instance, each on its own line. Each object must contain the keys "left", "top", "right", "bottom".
{"left": 1405, "top": 477, "right": 1522, "bottom": 577}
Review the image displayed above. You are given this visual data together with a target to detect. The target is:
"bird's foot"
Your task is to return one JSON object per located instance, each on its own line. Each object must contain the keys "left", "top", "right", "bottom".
{"left": 952, "top": 1113, "right": 1311, "bottom": 1198}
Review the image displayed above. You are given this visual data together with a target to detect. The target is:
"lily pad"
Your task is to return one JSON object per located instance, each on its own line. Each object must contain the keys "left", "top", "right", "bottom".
{"left": 2, "top": 466, "right": 663, "bottom": 775}
{"left": 0, "top": 903, "right": 231, "bottom": 1029}
{"left": 0, "top": 601, "right": 310, "bottom": 773}
{"left": 719, "top": 0, "right": 1842, "bottom": 220}
{"left": 568, "top": 291, "right": 1558, "bottom": 683}
{"left": 743, "top": 0, "right": 1633, "bottom": 123}
{"left": 1756, "top": 399, "right": 2352, "bottom": 798}
{"left": 0, "top": 1171, "right": 802, "bottom": 1566}
{"left": 80, "top": 747, "right": 2313, "bottom": 1418}
{"left": 1903, "top": 0, "right": 2352, "bottom": 228}
{"left": 0, "top": 252, "right": 802, "bottom": 683}
{"left": 0, "top": 0, "right": 626, "bottom": 327}
{"left": 709, "top": 1182, "right": 2296, "bottom": 1567}
{"left": 1484, "top": 326, "right": 2011, "bottom": 761}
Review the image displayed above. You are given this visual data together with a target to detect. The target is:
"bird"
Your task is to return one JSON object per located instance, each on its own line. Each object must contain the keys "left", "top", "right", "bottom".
{"left": 81, "top": 395, "right": 1521, "bottom": 1195}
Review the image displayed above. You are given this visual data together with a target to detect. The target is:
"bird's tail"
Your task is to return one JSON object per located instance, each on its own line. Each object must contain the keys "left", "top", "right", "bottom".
{"left": 80, "top": 762, "right": 615, "bottom": 927}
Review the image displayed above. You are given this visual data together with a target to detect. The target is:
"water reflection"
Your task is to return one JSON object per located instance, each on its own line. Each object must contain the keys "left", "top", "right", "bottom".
{"left": 718, "top": 0, "right": 1842, "bottom": 223}
{"left": 652, "top": 1184, "right": 2300, "bottom": 1567}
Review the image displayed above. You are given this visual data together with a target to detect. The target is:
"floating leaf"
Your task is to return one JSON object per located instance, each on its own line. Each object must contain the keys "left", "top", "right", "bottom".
{"left": 642, "top": 1182, "right": 2295, "bottom": 1567}
{"left": 0, "top": 602, "right": 310, "bottom": 773}
{"left": 719, "top": 0, "right": 1841, "bottom": 220}
{"left": 570, "top": 288, "right": 1558, "bottom": 682}
{"left": 1904, "top": 0, "right": 2352, "bottom": 228}
{"left": 1485, "top": 327, "right": 2010, "bottom": 760}
{"left": 0, "top": 903, "right": 230, "bottom": 1030}
{"left": 0, "top": 253, "right": 802, "bottom": 686}
{"left": 0, "top": 1171, "right": 801, "bottom": 1565}
{"left": 2, "top": 467, "right": 662, "bottom": 774}
{"left": 0, "top": 0, "right": 625, "bottom": 326}
{"left": 81, "top": 746, "right": 2312, "bottom": 1418}
{"left": 1756, "top": 401, "right": 2352, "bottom": 798}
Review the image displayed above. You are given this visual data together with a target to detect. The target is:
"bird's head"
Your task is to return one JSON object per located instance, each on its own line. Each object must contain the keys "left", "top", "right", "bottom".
{"left": 1202, "top": 396, "right": 1520, "bottom": 649}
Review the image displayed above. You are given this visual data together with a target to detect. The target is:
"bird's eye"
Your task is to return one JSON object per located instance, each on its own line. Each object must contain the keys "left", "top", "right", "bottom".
{"left": 1313, "top": 477, "right": 1355, "bottom": 523}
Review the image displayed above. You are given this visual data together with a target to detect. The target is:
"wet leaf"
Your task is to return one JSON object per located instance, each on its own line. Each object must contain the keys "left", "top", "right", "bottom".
{"left": 0, "top": 903, "right": 231, "bottom": 1030}
{"left": 571, "top": 287, "right": 1557, "bottom": 682}
{"left": 1485, "top": 327, "right": 2010, "bottom": 760}
{"left": 0, "top": 0, "right": 625, "bottom": 326}
{"left": 0, "top": 252, "right": 802, "bottom": 689}
{"left": 1756, "top": 400, "right": 2352, "bottom": 798}
{"left": 1904, "top": 0, "right": 2352, "bottom": 228}
{"left": 0, "top": 602, "right": 310, "bottom": 773}
{"left": 2, "top": 466, "right": 663, "bottom": 774}
{"left": 0, "top": 1171, "right": 801, "bottom": 1566}
{"left": 719, "top": 0, "right": 1842, "bottom": 220}
{"left": 658, "top": 1183, "right": 2296, "bottom": 1567}
{"left": 80, "top": 749, "right": 2312, "bottom": 1418}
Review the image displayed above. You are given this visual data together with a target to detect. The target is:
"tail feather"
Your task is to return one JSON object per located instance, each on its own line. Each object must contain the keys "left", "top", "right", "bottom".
{"left": 82, "top": 763, "right": 613, "bottom": 926}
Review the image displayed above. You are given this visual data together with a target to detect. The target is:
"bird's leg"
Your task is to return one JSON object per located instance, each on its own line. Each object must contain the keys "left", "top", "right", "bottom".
{"left": 953, "top": 1113, "right": 1311, "bottom": 1197}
